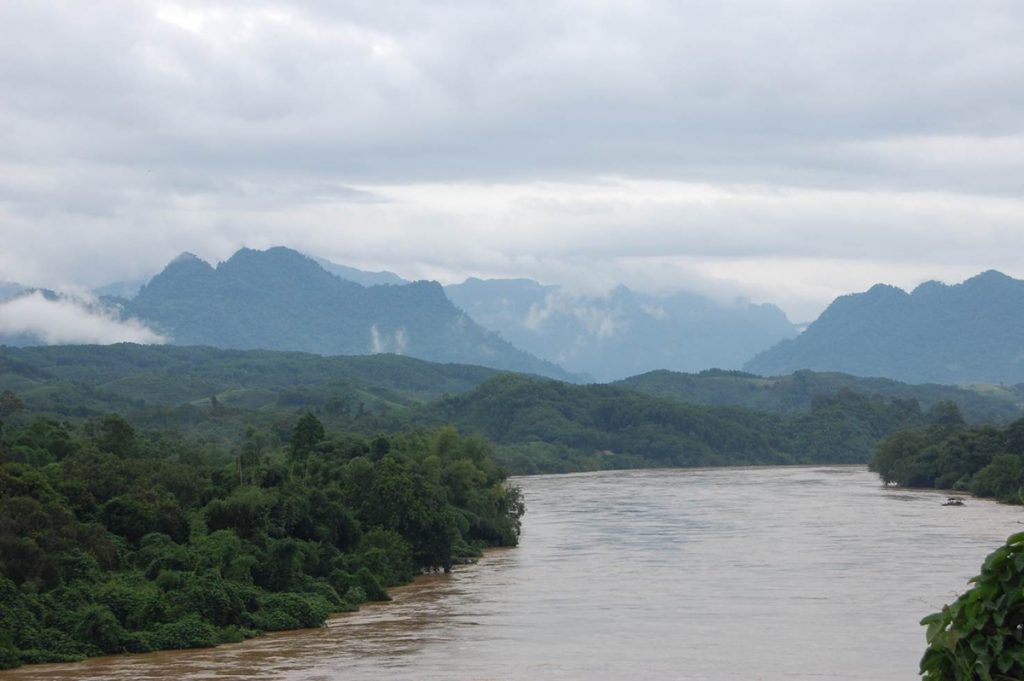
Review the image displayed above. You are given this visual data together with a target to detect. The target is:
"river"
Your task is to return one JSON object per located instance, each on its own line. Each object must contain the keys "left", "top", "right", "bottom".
{"left": 4, "top": 466, "right": 1021, "bottom": 680}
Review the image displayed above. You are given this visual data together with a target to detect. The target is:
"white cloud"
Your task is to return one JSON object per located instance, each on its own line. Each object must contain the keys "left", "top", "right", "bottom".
{"left": 0, "top": 291, "right": 168, "bottom": 345}
{"left": 368, "top": 323, "right": 408, "bottom": 354}
{"left": 2, "top": 1, "right": 1024, "bottom": 320}
{"left": 524, "top": 290, "right": 624, "bottom": 340}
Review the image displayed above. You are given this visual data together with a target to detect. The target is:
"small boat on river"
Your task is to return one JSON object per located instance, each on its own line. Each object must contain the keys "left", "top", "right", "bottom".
{"left": 942, "top": 496, "right": 965, "bottom": 506}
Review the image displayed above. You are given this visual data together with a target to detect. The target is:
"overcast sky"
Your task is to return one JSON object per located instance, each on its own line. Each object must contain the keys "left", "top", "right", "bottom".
{"left": 2, "top": 0, "right": 1023, "bottom": 320}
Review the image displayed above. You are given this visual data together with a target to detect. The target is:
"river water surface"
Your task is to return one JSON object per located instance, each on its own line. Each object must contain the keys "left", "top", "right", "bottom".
{"left": 5, "top": 466, "right": 1022, "bottom": 680}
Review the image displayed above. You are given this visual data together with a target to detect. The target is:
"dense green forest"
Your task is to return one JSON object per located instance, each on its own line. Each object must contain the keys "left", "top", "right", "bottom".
{"left": 870, "top": 410, "right": 1024, "bottom": 503}
{"left": 0, "top": 345, "right": 501, "bottom": 455}
{"left": 420, "top": 374, "right": 964, "bottom": 473}
{"left": 0, "top": 344, "right": 498, "bottom": 411}
{"left": 2, "top": 344, "right": 1005, "bottom": 476}
{"left": 615, "top": 368, "right": 1023, "bottom": 423}
{"left": 0, "top": 400, "right": 523, "bottom": 669}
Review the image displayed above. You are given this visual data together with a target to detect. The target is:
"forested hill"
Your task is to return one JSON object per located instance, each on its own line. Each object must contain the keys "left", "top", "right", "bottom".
{"left": 614, "top": 369, "right": 1023, "bottom": 423}
{"left": 414, "top": 373, "right": 964, "bottom": 473}
{"left": 744, "top": 270, "right": 1024, "bottom": 385}
{"left": 2, "top": 344, "right": 1016, "bottom": 476}
{"left": 121, "top": 247, "right": 576, "bottom": 381}
{"left": 0, "top": 344, "right": 499, "bottom": 417}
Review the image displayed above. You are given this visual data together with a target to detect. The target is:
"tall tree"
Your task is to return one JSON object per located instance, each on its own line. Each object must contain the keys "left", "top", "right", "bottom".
{"left": 290, "top": 412, "right": 325, "bottom": 460}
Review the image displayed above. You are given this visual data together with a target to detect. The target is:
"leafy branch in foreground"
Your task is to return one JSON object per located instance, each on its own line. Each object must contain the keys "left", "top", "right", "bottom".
{"left": 921, "top": 532, "right": 1024, "bottom": 680}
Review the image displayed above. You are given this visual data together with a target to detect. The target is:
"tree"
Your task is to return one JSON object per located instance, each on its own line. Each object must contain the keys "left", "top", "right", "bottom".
{"left": 927, "top": 400, "right": 966, "bottom": 431}
{"left": 1005, "top": 417, "right": 1024, "bottom": 455}
{"left": 97, "top": 415, "right": 137, "bottom": 458}
{"left": 289, "top": 413, "right": 324, "bottom": 460}
{"left": 0, "top": 391, "right": 23, "bottom": 435}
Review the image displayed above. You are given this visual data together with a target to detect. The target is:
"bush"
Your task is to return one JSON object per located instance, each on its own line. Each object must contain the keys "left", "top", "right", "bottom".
{"left": 73, "top": 604, "right": 127, "bottom": 654}
{"left": 0, "top": 645, "right": 20, "bottom": 669}
{"left": 251, "top": 592, "right": 333, "bottom": 631}
{"left": 921, "top": 532, "right": 1024, "bottom": 680}
{"left": 146, "top": 615, "right": 219, "bottom": 650}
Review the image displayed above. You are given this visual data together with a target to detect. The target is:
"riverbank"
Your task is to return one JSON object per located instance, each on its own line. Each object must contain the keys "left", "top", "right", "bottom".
{"left": 0, "top": 551, "right": 511, "bottom": 680}
{"left": 3, "top": 466, "right": 1019, "bottom": 681}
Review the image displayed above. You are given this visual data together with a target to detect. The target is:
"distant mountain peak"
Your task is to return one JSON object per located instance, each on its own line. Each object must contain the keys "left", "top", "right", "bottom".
{"left": 910, "top": 280, "right": 946, "bottom": 296}
{"left": 971, "top": 268, "right": 1011, "bottom": 281}
{"left": 863, "top": 283, "right": 909, "bottom": 298}
{"left": 122, "top": 246, "right": 577, "bottom": 381}
{"left": 223, "top": 246, "right": 311, "bottom": 267}
{"left": 314, "top": 256, "right": 409, "bottom": 287}
{"left": 445, "top": 276, "right": 798, "bottom": 381}
{"left": 745, "top": 269, "right": 1024, "bottom": 385}
{"left": 169, "top": 251, "right": 207, "bottom": 266}
{"left": 963, "top": 269, "right": 1015, "bottom": 289}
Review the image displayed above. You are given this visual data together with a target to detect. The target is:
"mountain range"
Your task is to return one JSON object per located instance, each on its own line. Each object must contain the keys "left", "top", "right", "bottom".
{"left": 745, "top": 270, "right": 1024, "bottom": 385}
{"left": 6, "top": 250, "right": 1024, "bottom": 387}
{"left": 444, "top": 278, "right": 797, "bottom": 382}
{"left": 119, "top": 247, "right": 576, "bottom": 380}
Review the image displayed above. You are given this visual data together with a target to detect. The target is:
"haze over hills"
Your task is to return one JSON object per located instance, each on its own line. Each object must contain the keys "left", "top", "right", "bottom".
{"left": 314, "top": 257, "right": 409, "bottom": 287}
{"left": 119, "top": 247, "right": 577, "bottom": 381}
{"left": 0, "top": 281, "right": 24, "bottom": 299}
{"left": 444, "top": 277, "right": 797, "bottom": 382}
{"left": 745, "top": 270, "right": 1024, "bottom": 385}
{"left": 11, "top": 253, "right": 1024, "bottom": 391}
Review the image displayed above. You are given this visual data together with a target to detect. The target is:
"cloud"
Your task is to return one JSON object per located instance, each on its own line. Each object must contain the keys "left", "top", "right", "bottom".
{"left": 1, "top": 1, "right": 1024, "bottom": 320}
{"left": 0, "top": 291, "right": 168, "bottom": 345}
{"left": 369, "top": 324, "right": 408, "bottom": 354}
{"left": 525, "top": 290, "right": 624, "bottom": 340}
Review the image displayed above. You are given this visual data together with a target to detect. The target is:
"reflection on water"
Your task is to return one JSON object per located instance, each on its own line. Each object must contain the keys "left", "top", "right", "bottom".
{"left": 4, "top": 466, "right": 1021, "bottom": 680}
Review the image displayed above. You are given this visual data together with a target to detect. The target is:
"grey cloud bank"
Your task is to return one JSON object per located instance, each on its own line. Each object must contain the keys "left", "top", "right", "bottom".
{"left": 1, "top": 0, "right": 1023, "bottom": 320}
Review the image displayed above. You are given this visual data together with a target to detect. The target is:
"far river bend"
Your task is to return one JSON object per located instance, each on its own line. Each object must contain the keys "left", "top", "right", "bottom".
{"left": 4, "top": 465, "right": 1022, "bottom": 681}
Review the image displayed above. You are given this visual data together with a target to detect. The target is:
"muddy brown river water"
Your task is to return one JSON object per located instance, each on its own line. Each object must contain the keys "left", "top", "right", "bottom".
{"left": 4, "top": 466, "right": 1021, "bottom": 680}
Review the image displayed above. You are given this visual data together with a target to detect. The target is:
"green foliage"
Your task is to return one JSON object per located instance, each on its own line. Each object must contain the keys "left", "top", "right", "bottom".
{"left": 921, "top": 532, "right": 1024, "bottom": 680}
{"left": 290, "top": 412, "right": 325, "bottom": 460}
{"left": 871, "top": 416, "right": 1024, "bottom": 502}
{"left": 615, "top": 368, "right": 1021, "bottom": 424}
{"left": 96, "top": 414, "right": 136, "bottom": 458}
{"left": 421, "top": 374, "right": 934, "bottom": 473}
{"left": 0, "top": 390, "right": 24, "bottom": 434}
{"left": 0, "top": 408, "right": 523, "bottom": 669}
{"left": 3, "top": 344, "right": 1000, "bottom": 477}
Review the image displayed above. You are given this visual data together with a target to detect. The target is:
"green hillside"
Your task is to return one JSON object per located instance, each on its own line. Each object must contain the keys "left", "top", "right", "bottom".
{"left": 0, "top": 344, "right": 986, "bottom": 476}
{"left": 614, "top": 368, "right": 1022, "bottom": 423}
{"left": 416, "top": 373, "right": 952, "bottom": 473}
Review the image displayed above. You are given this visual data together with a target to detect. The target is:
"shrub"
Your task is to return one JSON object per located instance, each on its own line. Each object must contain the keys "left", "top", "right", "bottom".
{"left": 146, "top": 615, "right": 219, "bottom": 650}
{"left": 251, "top": 592, "right": 332, "bottom": 631}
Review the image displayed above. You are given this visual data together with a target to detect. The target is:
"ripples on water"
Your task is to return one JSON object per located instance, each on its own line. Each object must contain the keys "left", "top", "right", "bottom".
{"left": 5, "top": 466, "right": 1021, "bottom": 681}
